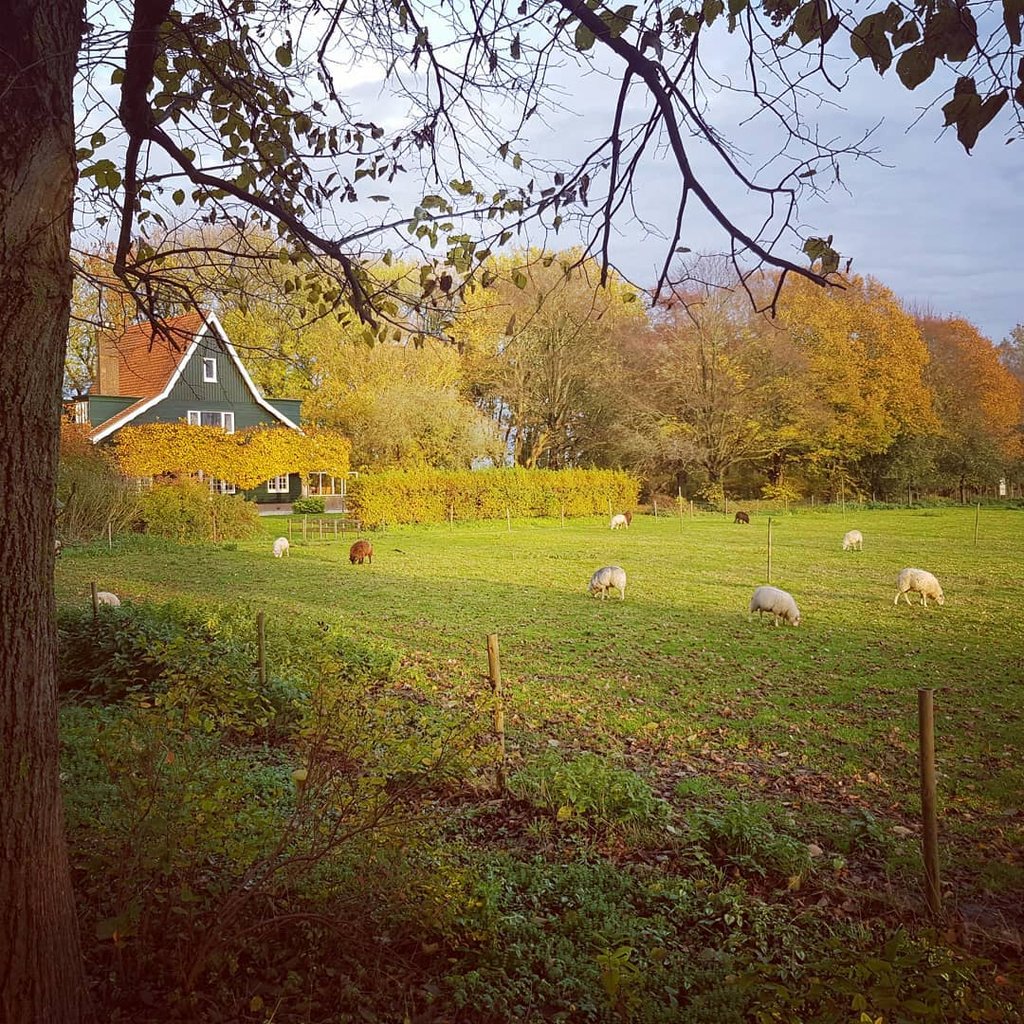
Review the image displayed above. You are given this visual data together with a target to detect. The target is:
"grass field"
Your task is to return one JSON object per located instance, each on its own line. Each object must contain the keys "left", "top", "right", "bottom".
{"left": 57, "top": 507, "right": 1023, "bottom": 881}
{"left": 55, "top": 506, "right": 1024, "bottom": 1020}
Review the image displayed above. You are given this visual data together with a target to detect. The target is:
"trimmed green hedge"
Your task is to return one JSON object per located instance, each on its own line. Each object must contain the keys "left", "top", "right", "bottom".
{"left": 348, "top": 467, "right": 640, "bottom": 527}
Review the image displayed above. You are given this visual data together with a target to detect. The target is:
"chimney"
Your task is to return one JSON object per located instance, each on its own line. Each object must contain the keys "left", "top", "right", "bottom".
{"left": 95, "top": 329, "right": 120, "bottom": 395}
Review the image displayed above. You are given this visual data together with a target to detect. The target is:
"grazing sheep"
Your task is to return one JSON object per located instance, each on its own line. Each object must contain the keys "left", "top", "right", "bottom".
{"left": 588, "top": 565, "right": 627, "bottom": 600}
{"left": 842, "top": 530, "right": 863, "bottom": 551}
{"left": 273, "top": 536, "right": 290, "bottom": 558}
{"left": 734, "top": 511, "right": 750, "bottom": 524}
{"left": 894, "top": 568, "right": 945, "bottom": 607}
{"left": 610, "top": 513, "right": 629, "bottom": 530}
{"left": 749, "top": 585, "right": 800, "bottom": 626}
{"left": 54, "top": 538, "right": 63, "bottom": 557}
{"left": 95, "top": 591, "right": 121, "bottom": 607}
{"left": 349, "top": 539, "right": 373, "bottom": 565}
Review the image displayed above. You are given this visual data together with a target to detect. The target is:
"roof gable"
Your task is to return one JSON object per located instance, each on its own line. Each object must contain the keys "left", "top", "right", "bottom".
{"left": 89, "top": 312, "right": 301, "bottom": 442}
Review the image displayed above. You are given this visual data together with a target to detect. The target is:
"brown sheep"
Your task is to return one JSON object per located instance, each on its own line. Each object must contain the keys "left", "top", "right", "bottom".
{"left": 349, "top": 539, "right": 373, "bottom": 565}
{"left": 624, "top": 511, "right": 633, "bottom": 526}
{"left": 734, "top": 510, "right": 750, "bottom": 524}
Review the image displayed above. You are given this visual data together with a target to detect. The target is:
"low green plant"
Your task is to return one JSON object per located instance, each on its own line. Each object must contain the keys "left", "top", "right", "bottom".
{"left": 292, "top": 496, "right": 325, "bottom": 514}
{"left": 57, "top": 600, "right": 401, "bottom": 738}
{"left": 509, "top": 751, "right": 669, "bottom": 831}
{"left": 681, "top": 800, "right": 809, "bottom": 880}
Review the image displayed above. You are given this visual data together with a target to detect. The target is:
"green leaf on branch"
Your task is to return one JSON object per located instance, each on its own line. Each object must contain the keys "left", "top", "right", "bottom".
{"left": 803, "top": 236, "right": 840, "bottom": 274}
{"left": 575, "top": 23, "right": 596, "bottom": 51}
{"left": 896, "top": 45, "right": 935, "bottom": 90}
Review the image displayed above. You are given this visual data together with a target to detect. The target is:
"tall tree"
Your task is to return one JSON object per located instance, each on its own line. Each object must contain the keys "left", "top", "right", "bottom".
{"left": 454, "top": 251, "right": 644, "bottom": 468}
{"left": 918, "top": 316, "right": 1024, "bottom": 500}
{"left": 1, "top": 3, "right": 89, "bottom": 1020}
{"left": 776, "top": 275, "right": 937, "bottom": 477}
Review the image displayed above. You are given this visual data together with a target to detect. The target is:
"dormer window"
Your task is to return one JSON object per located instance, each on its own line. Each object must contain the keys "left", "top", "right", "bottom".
{"left": 202, "top": 357, "right": 218, "bottom": 382}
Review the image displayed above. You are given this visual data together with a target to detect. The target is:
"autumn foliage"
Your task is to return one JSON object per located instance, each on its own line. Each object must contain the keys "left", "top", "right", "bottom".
{"left": 348, "top": 467, "right": 639, "bottom": 527}
{"left": 113, "top": 424, "right": 351, "bottom": 490}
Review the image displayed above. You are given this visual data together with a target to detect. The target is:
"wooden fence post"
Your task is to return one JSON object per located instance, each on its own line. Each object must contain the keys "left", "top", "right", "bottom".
{"left": 257, "top": 610, "right": 267, "bottom": 688}
{"left": 767, "top": 517, "right": 773, "bottom": 583}
{"left": 653, "top": 500, "right": 658, "bottom": 518}
{"left": 506, "top": 508, "right": 511, "bottom": 533}
{"left": 90, "top": 582, "right": 98, "bottom": 623}
{"left": 288, "top": 519, "right": 292, "bottom": 541}
{"left": 689, "top": 499, "right": 694, "bottom": 519}
{"left": 487, "top": 633, "right": 507, "bottom": 792}
{"left": 303, "top": 515, "right": 307, "bottom": 542}
{"left": 107, "top": 520, "right": 112, "bottom": 550}
{"left": 974, "top": 503, "right": 980, "bottom": 547}
{"left": 561, "top": 505, "right": 565, "bottom": 528}
{"left": 319, "top": 519, "right": 323, "bottom": 542}
{"left": 918, "top": 689, "right": 942, "bottom": 916}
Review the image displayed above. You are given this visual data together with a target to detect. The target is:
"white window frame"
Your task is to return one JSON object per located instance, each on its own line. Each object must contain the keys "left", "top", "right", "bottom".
{"left": 187, "top": 410, "right": 234, "bottom": 433}
{"left": 202, "top": 357, "right": 218, "bottom": 382}
{"left": 266, "top": 474, "right": 290, "bottom": 494}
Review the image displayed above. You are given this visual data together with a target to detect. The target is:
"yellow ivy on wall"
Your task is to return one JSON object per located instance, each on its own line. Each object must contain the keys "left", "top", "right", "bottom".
{"left": 113, "top": 423, "right": 351, "bottom": 489}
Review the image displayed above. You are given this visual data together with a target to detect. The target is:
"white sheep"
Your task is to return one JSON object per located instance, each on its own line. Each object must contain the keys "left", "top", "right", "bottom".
{"left": 749, "top": 585, "right": 800, "bottom": 626}
{"left": 610, "top": 514, "right": 629, "bottom": 530}
{"left": 894, "top": 568, "right": 945, "bottom": 607}
{"left": 842, "top": 530, "right": 863, "bottom": 551}
{"left": 588, "top": 565, "right": 627, "bottom": 600}
{"left": 95, "top": 591, "right": 121, "bottom": 607}
{"left": 273, "top": 536, "right": 290, "bottom": 558}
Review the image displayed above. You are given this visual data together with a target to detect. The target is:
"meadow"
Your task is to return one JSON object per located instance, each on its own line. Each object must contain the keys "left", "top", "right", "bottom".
{"left": 55, "top": 506, "right": 1024, "bottom": 1021}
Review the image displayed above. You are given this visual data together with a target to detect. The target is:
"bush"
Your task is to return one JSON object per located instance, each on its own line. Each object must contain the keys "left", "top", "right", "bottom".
{"left": 349, "top": 467, "right": 640, "bottom": 527}
{"left": 137, "top": 480, "right": 261, "bottom": 542}
{"left": 509, "top": 751, "right": 669, "bottom": 831}
{"left": 57, "top": 600, "right": 400, "bottom": 737}
{"left": 292, "top": 496, "right": 325, "bottom": 514}
{"left": 58, "top": 421, "right": 138, "bottom": 542}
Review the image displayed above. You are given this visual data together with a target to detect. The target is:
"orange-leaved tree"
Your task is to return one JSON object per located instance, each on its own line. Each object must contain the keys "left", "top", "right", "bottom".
{"left": 114, "top": 424, "right": 351, "bottom": 489}
{"left": 918, "top": 316, "right": 1024, "bottom": 499}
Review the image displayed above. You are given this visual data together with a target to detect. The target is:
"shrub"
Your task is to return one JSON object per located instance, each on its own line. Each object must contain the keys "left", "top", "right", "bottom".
{"left": 509, "top": 751, "right": 669, "bottom": 831}
{"left": 56, "top": 600, "right": 400, "bottom": 737}
{"left": 58, "top": 421, "right": 138, "bottom": 542}
{"left": 137, "top": 480, "right": 261, "bottom": 542}
{"left": 349, "top": 467, "right": 640, "bottom": 527}
{"left": 292, "top": 496, "right": 325, "bottom": 514}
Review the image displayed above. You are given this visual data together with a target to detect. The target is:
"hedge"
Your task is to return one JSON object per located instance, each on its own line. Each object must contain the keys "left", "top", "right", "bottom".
{"left": 347, "top": 467, "right": 640, "bottom": 526}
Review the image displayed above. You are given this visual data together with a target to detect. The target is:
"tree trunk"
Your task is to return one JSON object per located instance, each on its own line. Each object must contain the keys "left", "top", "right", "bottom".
{"left": 0, "top": 3, "right": 89, "bottom": 1022}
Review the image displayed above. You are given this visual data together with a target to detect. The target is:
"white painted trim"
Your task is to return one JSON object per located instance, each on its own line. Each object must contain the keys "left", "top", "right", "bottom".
{"left": 90, "top": 335, "right": 201, "bottom": 443}
{"left": 89, "top": 312, "right": 303, "bottom": 442}
{"left": 187, "top": 410, "right": 200, "bottom": 425}
{"left": 202, "top": 356, "right": 218, "bottom": 382}
{"left": 204, "top": 312, "right": 302, "bottom": 432}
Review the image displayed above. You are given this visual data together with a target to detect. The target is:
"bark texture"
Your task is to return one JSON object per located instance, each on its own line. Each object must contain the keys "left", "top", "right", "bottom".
{"left": 0, "top": 1, "right": 89, "bottom": 1021}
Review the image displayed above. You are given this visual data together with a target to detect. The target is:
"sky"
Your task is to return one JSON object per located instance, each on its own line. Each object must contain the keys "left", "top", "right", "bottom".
{"left": 76, "top": 6, "right": 1022, "bottom": 345}
{"left": 336, "top": 24, "right": 1023, "bottom": 344}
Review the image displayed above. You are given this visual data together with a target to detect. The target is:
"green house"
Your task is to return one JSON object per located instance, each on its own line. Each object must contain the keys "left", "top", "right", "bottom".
{"left": 73, "top": 310, "right": 343, "bottom": 508}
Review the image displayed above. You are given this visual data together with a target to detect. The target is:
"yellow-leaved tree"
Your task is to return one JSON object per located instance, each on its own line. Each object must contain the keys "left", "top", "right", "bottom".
{"left": 114, "top": 424, "right": 351, "bottom": 489}
{"left": 777, "top": 276, "right": 937, "bottom": 468}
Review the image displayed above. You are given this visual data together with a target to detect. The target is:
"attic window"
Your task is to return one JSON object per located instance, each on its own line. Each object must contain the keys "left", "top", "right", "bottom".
{"left": 202, "top": 357, "right": 218, "bottom": 382}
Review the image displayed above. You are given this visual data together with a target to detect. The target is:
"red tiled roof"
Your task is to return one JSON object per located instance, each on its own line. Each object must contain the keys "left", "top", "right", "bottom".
{"left": 87, "top": 311, "right": 209, "bottom": 441}
{"left": 111, "top": 311, "right": 208, "bottom": 399}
